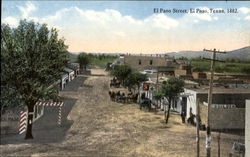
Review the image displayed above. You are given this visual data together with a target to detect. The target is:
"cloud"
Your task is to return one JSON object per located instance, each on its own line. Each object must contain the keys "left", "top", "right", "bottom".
{"left": 2, "top": 3, "right": 249, "bottom": 53}
{"left": 113, "top": 31, "right": 126, "bottom": 37}
{"left": 2, "top": 16, "right": 19, "bottom": 27}
{"left": 245, "top": 15, "right": 250, "bottom": 20}
{"left": 239, "top": 7, "right": 250, "bottom": 14}
{"left": 18, "top": 1, "right": 37, "bottom": 18}
{"left": 144, "top": 14, "right": 178, "bottom": 29}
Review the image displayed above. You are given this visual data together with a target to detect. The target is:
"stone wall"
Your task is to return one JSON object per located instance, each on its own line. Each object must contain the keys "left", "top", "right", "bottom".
{"left": 210, "top": 108, "right": 245, "bottom": 130}
{"left": 199, "top": 104, "right": 245, "bottom": 130}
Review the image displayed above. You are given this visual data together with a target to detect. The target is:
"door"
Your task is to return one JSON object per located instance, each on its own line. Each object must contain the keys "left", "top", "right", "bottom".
{"left": 181, "top": 97, "right": 187, "bottom": 116}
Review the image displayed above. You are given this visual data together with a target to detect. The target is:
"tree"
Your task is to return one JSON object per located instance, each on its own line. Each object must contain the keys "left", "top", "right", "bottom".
{"left": 110, "top": 65, "right": 132, "bottom": 85}
{"left": 153, "top": 91, "right": 164, "bottom": 108}
{"left": 124, "top": 71, "right": 148, "bottom": 93}
{"left": 1, "top": 20, "right": 68, "bottom": 139}
{"left": 77, "top": 53, "right": 91, "bottom": 70}
{"left": 160, "top": 78, "right": 184, "bottom": 124}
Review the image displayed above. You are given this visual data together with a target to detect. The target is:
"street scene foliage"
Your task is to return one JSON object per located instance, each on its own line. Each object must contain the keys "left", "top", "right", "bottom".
{"left": 160, "top": 78, "right": 184, "bottom": 124}
{"left": 1, "top": 20, "right": 68, "bottom": 139}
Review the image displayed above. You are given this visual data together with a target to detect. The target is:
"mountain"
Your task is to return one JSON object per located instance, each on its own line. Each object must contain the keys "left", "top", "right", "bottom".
{"left": 166, "top": 46, "right": 250, "bottom": 61}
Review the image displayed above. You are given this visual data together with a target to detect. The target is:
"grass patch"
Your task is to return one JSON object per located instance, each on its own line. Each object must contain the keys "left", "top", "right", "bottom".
{"left": 192, "top": 60, "right": 250, "bottom": 74}
{"left": 91, "top": 57, "right": 118, "bottom": 68}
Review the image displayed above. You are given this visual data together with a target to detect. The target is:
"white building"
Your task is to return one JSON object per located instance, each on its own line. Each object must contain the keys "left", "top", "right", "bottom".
{"left": 61, "top": 72, "right": 69, "bottom": 90}
{"left": 175, "top": 86, "right": 249, "bottom": 129}
{"left": 64, "top": 67, "right": 75, "bottom": 81}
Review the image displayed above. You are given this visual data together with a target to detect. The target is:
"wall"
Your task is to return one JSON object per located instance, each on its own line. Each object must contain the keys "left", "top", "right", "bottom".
{"left": 185, "top": 89, "right": 198, "bottom": 118}
{"left": 124, "top": 55, "right": 175, "bottom": 71}
{"left": 200, "top": 105, "right": 245, "bottom": 130}
{"left": 246, "top": 100, "right": 250, "bottom": 157}
{"left": 210, "top": 108, "right": 245, "bottom": 129}
{"left": 1, "top": 107, "right": 24, "bottom": 134}
{"left": 192, "top": 72, "right": 207, "bottom": 79}
{"left": 174, "top": 69, "right": 187, "bottom": 77}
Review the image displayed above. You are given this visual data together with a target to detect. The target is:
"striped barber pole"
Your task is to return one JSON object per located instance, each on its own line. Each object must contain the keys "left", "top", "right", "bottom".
{"left": 19, "top": 111, "right": 28, "bottom": 134}
{"left": 36, "top": 101, "right": 64, "bottom": 125}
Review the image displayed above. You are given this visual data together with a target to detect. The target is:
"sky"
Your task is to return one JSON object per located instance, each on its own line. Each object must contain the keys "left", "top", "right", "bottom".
{"left": 2, "top": 1, "right": 250, "bottom": 54}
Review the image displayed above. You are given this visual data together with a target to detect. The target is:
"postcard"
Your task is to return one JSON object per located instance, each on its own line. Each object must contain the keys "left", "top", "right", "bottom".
{"left": 1, "top": 1, "right": 250, "bottom": 157}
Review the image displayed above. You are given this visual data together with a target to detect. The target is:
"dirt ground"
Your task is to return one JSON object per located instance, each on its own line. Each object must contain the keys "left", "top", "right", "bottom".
{"left": 0, "top": 68, "right": 244, "bottom": 157}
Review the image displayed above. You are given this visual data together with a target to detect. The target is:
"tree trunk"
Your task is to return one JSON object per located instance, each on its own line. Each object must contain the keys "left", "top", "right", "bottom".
{"left": 138, "top": 85, "right": 140, "bottom": 104}
{"left": 25, "top": 104, "right": 34, "bottom": 139}
{"left": 165, "top": 98, "right": 171, "bottom": 124}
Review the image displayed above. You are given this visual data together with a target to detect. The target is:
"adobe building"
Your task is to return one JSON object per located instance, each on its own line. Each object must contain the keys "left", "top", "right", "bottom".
{"left": 175, "top": 85, "right": 250, "bottom": 130}
{"left": 124, "top": 55, "right": 175, "bottom": 71}
{"left": 123, "top": 55, "right": 192, "bottom": 77}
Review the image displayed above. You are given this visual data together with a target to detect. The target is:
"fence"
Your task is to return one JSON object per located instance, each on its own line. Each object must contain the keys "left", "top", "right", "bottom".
{"left": 1, "top": 106, "right": 25, "bottom": 135}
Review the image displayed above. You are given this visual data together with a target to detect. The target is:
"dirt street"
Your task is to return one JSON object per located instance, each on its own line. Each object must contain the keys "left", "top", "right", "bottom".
{"left": 0, "top": 69, "right": 244, "bottom": 157}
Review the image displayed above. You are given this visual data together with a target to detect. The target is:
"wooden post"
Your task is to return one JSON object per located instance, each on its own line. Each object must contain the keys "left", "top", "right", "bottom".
{"left": 206, "top": 49, "right": 215, "bottom": 157}
{"left": 196, "top": 98, "right": 200, "bottom": 157}
{"left": 156, "top": 66, "right": 159, "bottom": 92}
{"left": 203, "top": 48, "right": 226, "bottom": 157}
{"left": 217, "top": 132, "right": 221, "bottom": 157}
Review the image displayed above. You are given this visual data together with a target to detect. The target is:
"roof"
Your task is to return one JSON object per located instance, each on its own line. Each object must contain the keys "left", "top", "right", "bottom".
{"left": 61, "top": 72, "right": 68, "bottom": 77}
{"left": 71, "top": 63, "right": 80, "bottom": 67}
{"left": 64, "top": 67, "right": 74, "bottom": 73}
{"left": 185, "top": 85, "right": 250, "bottom": 94}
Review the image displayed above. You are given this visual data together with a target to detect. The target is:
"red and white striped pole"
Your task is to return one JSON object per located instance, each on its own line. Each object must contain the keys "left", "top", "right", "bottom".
{"left": 58, "top": 102, "right": 64, "bottom": 125}
{"left": 19, "top": 111, "right": 27, "bottom": 134}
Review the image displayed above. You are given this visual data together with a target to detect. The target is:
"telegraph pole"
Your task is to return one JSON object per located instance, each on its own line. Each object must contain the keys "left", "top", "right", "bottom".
{"left": 196, "top": 98, "right": 200, "bottom": 157}
{"left": 203, "top": 48, "right": 226, "bottom": 157}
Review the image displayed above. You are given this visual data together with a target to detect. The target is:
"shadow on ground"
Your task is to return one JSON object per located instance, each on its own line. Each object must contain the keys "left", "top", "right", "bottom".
{"left": 90, "top": 74, "right": 106, "bottom": 77}
{"left": 63, "top": 76, "right": 87, "bottom": 91}
{"left": 0, "top": 98, "right": 77, "bottom": 145}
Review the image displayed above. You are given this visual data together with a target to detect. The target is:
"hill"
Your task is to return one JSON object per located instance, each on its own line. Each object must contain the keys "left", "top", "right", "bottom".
{"left": 166, "top": 46, "right": 250, "bottom": 61}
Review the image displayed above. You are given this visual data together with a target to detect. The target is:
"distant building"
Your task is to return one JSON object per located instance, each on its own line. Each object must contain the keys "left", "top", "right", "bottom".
{"left": 124, "top": 55, "right": 175, "bottom": 71}
{"left": 67, "top": 62, "right": 80, "bottom": 77}
{"left": 123, "top": 55, "right": 192, "bottom": 78}
{"left": 64, "top": 67, "right": 75, "bottom": 81}
{"left": 61, "top": 72, "right": 69, "bottom": 90}
{"left": 192, "top": 72, "right": 207, "bottom": 79}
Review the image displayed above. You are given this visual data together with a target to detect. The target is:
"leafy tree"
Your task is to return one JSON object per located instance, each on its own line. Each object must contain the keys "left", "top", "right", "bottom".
{"left": 1, "top": 20, "right": 68, "bottom": 139}
{"left": 153, "top": 91, "right": 164, "bottom": 108}
{"left": 241, "top": 66, "right": 250, "bottom": 74}
{"left": 125, "top": 71, "right": 148, "bottom": 93}
{"left": 77, "top": 53, "right": 91, "bottom": 70}
{"left": 160, "top": 78, "right": 184, "bottom": 124}
{"left": 110, "top": 65, "right": 132, "bottom": 85}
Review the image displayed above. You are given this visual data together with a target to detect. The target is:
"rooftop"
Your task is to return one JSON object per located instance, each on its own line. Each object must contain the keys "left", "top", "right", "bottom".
{"left": 64, "top": 67, "right": 74, "bottom": 73}
{"left": 185, "top": 85, "right": 250, "bottom": 94}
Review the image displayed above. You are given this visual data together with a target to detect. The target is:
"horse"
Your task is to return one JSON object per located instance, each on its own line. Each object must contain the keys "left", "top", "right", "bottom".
{"left": 128, "top": 93, "right": 138, "bottom": 103}
{"left": 140, "top": 98, "right": 152, "bottom": 111}
{"left": 109, "top": 91, "right": 116, "bottom": 101}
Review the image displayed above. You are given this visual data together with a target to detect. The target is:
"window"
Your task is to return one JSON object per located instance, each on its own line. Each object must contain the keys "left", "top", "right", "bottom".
{"left": 150, "top": 60, "right": 153, "bottom": 65}
{"left": 139, "top": 59, "right": 141, "bottom": 65}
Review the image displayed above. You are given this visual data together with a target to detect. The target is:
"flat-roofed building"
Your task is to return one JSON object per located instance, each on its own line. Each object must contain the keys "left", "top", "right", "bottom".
{"left": 175, "top": 86, "right": 250, "bottom": 130}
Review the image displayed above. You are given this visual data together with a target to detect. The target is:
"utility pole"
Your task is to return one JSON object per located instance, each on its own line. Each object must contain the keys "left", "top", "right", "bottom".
{"left": 217, "top": 132, "right": 221, "bottom": 157}
{"left": 156, "top": 66, "right": 159, "bottom": 91}
{"left": 196, "top": 98, "right": 200, "bottom": 157}
{"left": 203, "top": 48, "right": 226, "bottom": 157}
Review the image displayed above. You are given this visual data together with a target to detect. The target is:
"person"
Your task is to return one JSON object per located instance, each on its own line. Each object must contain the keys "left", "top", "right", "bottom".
{"left": 187, "top": 108, "right": 195, "bottom": 125}
{"left": 180, "top": 111, "right": 186, "bottom": 123}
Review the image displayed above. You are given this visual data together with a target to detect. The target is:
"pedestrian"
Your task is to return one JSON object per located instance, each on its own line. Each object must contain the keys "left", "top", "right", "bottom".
{"left": 181, "top": 111, "right": 186, "bottom": 123}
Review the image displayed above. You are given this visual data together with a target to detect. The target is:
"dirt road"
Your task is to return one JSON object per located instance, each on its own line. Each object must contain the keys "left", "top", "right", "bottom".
{"left": 0, "top": 69, "right": 244, "bottom": 157}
